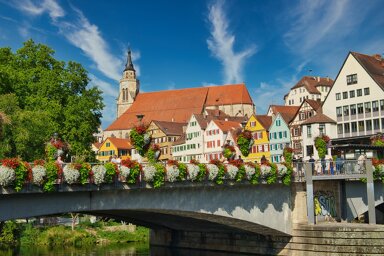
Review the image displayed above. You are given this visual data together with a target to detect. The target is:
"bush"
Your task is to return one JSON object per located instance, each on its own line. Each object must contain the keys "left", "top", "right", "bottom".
{"left": 0, "top": 221, "right": 20, "bottom": 246}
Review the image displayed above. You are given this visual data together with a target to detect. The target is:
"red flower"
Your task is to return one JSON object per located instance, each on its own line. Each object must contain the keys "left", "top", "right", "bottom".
{"left": 229, "top": 159, "right": 243, "bottom": 167}
{"left": 1, "top": 158, "right": 20, "bottom": 169}
{"left": 34, "top": 159, "right": 46, "bottom": 166}
{"left": 190, "top": 159, "right": 200, "bottom": 165}
{"left": 167, "top": 159, "right": 179, "bottom": 166}
{"left": 134, "top": 123, "right": 149, "bottom": 135}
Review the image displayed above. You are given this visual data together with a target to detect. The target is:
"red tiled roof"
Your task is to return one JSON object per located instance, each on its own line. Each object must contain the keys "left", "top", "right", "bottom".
{"left": 291, "top": 76, "right": 334, "bottom": 94}
{"left": 301, "top": 113, "right": 336, "bottom": 125}
{"left": 255, "top": 115, "right": 272, "bottom": 130}
{"left": 106, "top": 84, "right": 253, "bottom": 131}
{"left": 152, "top": 120, "right": 186, "bottom": 136}
{"left": 351, "top": 52, "right": 384, "bottom": 91}
{"left": 213, "top": 120, "right": 241, "bottom": 133}
{"left": 92, "top": 142, "right": 102, "bottom": 149}
{"left": 269, "top": 105, "right": 299, "bottom": 118}
{"left": 106, "top": 137, "right": 132, "bottom": 149}
{"left": 305, "top": 99, "right": 322, "bottom": 111}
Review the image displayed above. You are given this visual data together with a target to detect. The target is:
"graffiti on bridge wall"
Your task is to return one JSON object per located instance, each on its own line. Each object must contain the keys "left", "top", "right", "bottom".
{"left": 314, "top": 191, "right": 337, "bottom": 217}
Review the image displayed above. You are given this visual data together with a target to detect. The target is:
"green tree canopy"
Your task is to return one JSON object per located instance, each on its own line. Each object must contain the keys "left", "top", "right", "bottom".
{"left": 0, "top": 39, "right": 104, "bottom": 161}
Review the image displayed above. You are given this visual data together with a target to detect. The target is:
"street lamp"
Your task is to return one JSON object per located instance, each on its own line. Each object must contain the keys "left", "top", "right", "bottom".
{"left": 136, "top": 114, "right": 144, "bottom": 123}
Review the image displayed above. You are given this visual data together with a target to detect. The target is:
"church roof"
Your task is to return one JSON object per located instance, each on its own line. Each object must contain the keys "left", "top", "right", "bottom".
{"left": 291, "top": 76, "right": 334, "bottom": 94}
{"left": 106, "top": 83, "right": 253, "bottom": 131}
{"left": 351, "top": 52, "right": 384, "bottom": 91}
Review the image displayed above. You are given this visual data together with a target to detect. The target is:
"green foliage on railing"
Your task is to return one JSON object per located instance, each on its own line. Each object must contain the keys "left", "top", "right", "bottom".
{"left": 235, "top": 165, "right": 246, "bottom": 182}
{"left": 79, "top": 163, "right": 91, "bottom": 185}
{"left": 152, "top": 163, "right": 165, "bottom": 188}
{"left": 104, "top": 162, "right": 117, "bottom": 184}
{"left": 43, "top": 161, "right": 60, "bottom": 192}
{"left": 178, "top": 163, "right": 187, "bottom": 181}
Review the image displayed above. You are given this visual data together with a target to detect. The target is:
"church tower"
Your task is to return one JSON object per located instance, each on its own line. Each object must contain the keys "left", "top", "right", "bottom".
{"left": 117, "top": 49, "right": 140, "bottom": 118}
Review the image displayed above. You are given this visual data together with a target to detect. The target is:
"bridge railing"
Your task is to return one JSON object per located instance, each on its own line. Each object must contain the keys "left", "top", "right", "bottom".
{"left": 0, "top": 160, "right": 298, "bottom": 193}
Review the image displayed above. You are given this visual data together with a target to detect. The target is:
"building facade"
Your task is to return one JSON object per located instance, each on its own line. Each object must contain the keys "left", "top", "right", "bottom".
{"left": 269, "top": 113, "right": 291, "bottom": 163}
{"left": 322, "top": 52, "right": 384, "bottom": 145}
{"left": 97, "top": 137, "right": 131, "bottom": 163}
{"left": 244, "top": 115, "right": 272, "bottom": 163}
{"left": 289, "top": 99, "right": 322, "bottom": 158}
{"left": 284, "top": 76, "right": 333, "bottom": 106}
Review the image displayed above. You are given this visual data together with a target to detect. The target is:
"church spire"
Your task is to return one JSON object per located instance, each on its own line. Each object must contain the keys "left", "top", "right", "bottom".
{"left": 124, "top": 48, "right": 135, "bottom": 72}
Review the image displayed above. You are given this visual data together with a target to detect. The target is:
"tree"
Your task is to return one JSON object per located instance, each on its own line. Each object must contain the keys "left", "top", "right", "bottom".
{"left": 0, "top": 40, "right": 104, "bottom": 161}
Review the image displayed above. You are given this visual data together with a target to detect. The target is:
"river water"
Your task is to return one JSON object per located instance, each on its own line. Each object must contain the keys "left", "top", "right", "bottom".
{"left": 1, "top": 243, "right": 244, "bottom": 256}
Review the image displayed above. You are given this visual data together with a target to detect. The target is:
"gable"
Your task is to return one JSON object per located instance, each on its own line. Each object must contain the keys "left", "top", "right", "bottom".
{"left": 322, "top": 52, "right": 384, "bottom": 119}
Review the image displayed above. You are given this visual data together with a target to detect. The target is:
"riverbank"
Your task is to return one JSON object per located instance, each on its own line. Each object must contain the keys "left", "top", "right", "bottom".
{"left": 0, "top": 220, "right": 149, "bottom": 248}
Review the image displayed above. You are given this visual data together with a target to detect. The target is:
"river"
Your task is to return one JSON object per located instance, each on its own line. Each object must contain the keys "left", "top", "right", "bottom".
{"left": 0, "top": 243, "right": 245, "bottom": 256}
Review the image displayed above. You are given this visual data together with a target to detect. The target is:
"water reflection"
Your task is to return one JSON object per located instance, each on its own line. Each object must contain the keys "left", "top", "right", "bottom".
{"left": 1, "top": 244, "right": 252, "bottom": 255}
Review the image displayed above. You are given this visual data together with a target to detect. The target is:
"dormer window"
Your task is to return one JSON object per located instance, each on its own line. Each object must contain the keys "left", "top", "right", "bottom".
{"left": 346, "top": 74, "right": 357, "bottom": 85}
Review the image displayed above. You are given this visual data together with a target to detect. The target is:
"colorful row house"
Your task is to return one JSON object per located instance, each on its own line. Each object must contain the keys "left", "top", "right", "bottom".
{"left": 244, "top": 114, "right": 272, "bottom": 163}
{"left": 97, "top": 137, "right": 132, "bottom": 163}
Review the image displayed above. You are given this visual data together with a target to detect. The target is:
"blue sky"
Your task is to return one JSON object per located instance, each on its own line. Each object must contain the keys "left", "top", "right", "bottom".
{"left": 1, "top": 0, "right": 383, "bottom": 129}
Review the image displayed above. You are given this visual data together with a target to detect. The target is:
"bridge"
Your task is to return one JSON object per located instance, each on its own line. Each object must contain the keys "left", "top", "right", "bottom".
{"left": 1, "top": 160, "right": 384, "bottom": 254}
{"left": 1, "top": 181, "right": 292, "bottom": 236}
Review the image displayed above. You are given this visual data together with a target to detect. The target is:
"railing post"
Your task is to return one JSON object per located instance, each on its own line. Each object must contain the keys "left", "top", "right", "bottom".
{"left": 305, "top": 162, "right": 315, "bottom": 224}
{"left": 366, "top": 160, "right": 376, "bottom": 224}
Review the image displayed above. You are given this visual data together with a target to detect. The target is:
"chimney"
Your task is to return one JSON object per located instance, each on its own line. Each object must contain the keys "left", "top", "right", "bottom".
{"left": 372, "top": 54, "right": 382, "bottom": 61}
{"left": 317, "top": 76, "right": 320, "bottom": 82}
{"left": 171, "top": 118, "right": 174, "bottom": 122}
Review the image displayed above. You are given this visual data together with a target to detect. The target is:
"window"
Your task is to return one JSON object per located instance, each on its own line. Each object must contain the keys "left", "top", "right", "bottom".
{"left": 336, "top": 107, "right": 342, "bottom": 117}
{"left": 350, "top": 104, "right": 356, "bottom": 115}
{"left": 336, "top": 93, "right": 341, "bottom": 100}
{"left": 364, "top": 87, "right": 370, "bottom": 95}
{"left": 344, "top": 123, "right": 350, "bottom": 133}
{"left": 343, "top": 91, "right": 348, "bottom": 99}
{"left": 357, "top": 103, "right": 364, "bottom": 114}
{"left": 307, "top": 125, "right": 312, "bottom": 138}
{"left": 381, "top": 100, "right": 384, "bottom": 111}
{"left": 349, "top": 90, "right": 355, "bottom": 98}
{"left": 358, "top": 121, "right": 365, "bottom": 132}
{"left": 343, "top": 106, "right": 349, "bottom": 116}
{"left": 366, "top": 120, "right": 372, "bottom": 131}
{"left": 373, "top": 119, "right": 380, "bottom": 130}
{"left": 276, "top": 120, "right": 281, "bottom": 126}
{"left": 351, "top": 122, "right": 357, "bottom": 132}
{"left": 250, "top": 121, "right": 256, "bottom": 127}
{"left": 347, "top": 74, "right": 357, "bottom": 85}
{"left": 284, "top": 131, "right": 287, "bottom": 138}
{"left": 258, "top": 132, "right": 263, "bottom": 139}
{"left": 357, "top": 89, "right": 362, "bottom": 97}
{"left": 293, "top": 128, "right": 299, "bottom": 136}
{"left": 300, "top": 112, "right": 306, "bottom": 120}
{"left": 319, "top": 124, "right": 325, "bottom": 136}
{"left": 106, "top": 142, "right": 110, "bottom": 147}
{"left": 337, "top": 124, "right": 343, "bottom": 134}
{"left": 279, "top": 132, "right": 282, "bottom": 138}
{"left": 365, "top": 102, "right": 371, "bottom": 113}
{"left": 382, "top": 118, "right": 384, "bottom": 130}
{"left": 372, "top": 101, "right": 379, "bottom": 112}
{"left": 217, "top": 140, "right": 220, "bottom": 147}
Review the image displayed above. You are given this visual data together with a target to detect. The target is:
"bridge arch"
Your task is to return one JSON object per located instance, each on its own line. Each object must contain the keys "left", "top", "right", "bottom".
{"left": 0, "top": 183, "right": 292, "bottom": 236}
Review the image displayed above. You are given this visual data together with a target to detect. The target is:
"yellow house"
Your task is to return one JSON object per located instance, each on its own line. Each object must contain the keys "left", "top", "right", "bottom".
{"left": 97, "top": 137, "right": 131, "bottom": 163}
{"left": 243, "top": 114, "right": 272, "bottom": 163}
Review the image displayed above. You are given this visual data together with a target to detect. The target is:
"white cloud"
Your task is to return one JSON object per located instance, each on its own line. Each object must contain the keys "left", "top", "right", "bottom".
{"left": 57, "top": 8, "right": 122, "bottom": 81}
{"left": 88, "top": 74, "right": 118, "bottom": 98}
{"left": 207, "top": 0, "right": 256, "bottom": 84}
{"left": 283, "top": 0, "right": 373, "bottom": 58}
{"left": 10, "top": 0, "right": 65, "bottom": 20}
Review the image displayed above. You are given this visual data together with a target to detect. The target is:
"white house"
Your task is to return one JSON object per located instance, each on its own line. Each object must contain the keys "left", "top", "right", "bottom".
{"left": 204, "top": 120, "right": 241, "bottom": 162}
{"left": 284, "top": 76, "right": 333, "bottom": 106}
{"left": 172, "top": 114, "right": 205, "bottom": 163}
{"left": 322, "top": 52, "right": 384, "bottom": 144}
{"left": 301, "top": 112, "right": 337, "bottom": 160}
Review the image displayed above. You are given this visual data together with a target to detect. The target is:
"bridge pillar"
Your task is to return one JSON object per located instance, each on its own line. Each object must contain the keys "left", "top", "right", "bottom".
{"left": 304, "top": 162, "right": 315, "bottom": 224}
{"left": 366, "top": 160, "right": 376, "bottom": 224}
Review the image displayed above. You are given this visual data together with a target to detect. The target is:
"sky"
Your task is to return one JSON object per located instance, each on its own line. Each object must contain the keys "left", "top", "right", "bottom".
{"left": 1, "top": 0, "right": 383, "bottom": 129}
